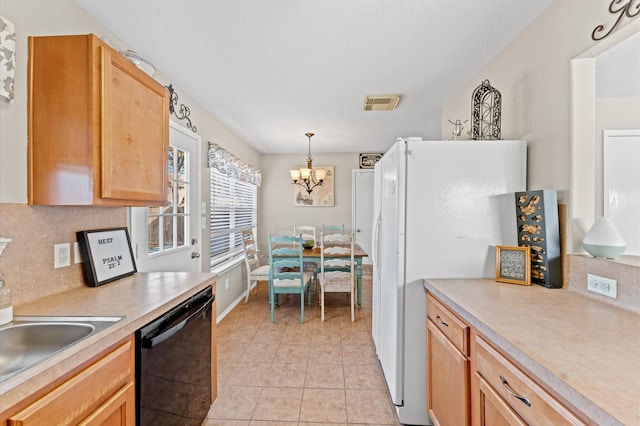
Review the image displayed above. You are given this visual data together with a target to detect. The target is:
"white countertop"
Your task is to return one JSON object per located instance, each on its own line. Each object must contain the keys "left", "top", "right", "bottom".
{"left": 424, "top": 278, "right": 640, "bottom": 426}
{"left": 0, "top": 271, "right": 216, "bottom": 413}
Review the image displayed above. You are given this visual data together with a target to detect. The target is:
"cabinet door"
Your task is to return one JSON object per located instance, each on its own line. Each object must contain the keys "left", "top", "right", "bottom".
{"left": 78, "top": 382, "right": 135, "bottom": 426}
{"left": 476, "top": 373, "right": 526, "bottom": 426}
{"left": 100, "top": 45, "right": 169, "bottom": 204}
{"left": 8, "top": 340, "right": 133, "bottom": 425}
{"left": 28, "top": 34, "right": 169, "bottom": 206}
{"left": 427, "top": 319, "right": 470, "bottom": 426}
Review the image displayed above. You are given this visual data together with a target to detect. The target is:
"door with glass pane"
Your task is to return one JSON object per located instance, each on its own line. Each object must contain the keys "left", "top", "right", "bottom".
{"left": 130, "top": 122, "right": 201, "bottom": 272}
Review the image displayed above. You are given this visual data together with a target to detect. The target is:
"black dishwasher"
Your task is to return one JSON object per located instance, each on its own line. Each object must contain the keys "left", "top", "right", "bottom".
{"left": 136, "top": 285, "right": 214, "bottom": 426}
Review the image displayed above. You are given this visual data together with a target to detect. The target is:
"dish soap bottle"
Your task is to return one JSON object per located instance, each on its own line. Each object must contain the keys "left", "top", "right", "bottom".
{"left": 0, "top": 273, "right": 13, "bottom": 325}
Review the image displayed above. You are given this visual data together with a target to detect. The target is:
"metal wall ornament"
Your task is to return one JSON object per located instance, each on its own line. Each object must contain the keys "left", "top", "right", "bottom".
{"left": 471, "top": 79, "right": 502, "bottom": 140}
{"left": 358, "top": 153, "right": 383, "bottom": 169}
{"left": 448, "top": 119, "right": 468, "bottom": 140}
{"left": 166, "top": 84, "right": 197, "bottom": 132}
{"left": 592, "top": 0, "right": 640, "bottom": 41}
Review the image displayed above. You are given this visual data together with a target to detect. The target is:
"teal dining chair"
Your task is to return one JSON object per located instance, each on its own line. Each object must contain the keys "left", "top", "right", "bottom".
{"left": 321, "top": 224, "right": 345, "bottom": 235}
{"left": 268, "top": 234, "right": 313, "bottom": 323}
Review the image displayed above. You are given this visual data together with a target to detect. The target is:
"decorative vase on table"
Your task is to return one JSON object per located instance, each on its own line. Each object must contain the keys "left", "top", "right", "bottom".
{"left": 583, "top": 217, "right": 626, "bottom": 259}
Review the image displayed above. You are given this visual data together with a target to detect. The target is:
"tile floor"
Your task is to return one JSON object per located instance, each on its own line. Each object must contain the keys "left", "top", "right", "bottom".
{"left": 203, "top": 268, "right": 400, "bottom": 425}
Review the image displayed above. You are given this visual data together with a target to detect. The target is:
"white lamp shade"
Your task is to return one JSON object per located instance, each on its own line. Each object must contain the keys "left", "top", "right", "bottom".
{"left": 290, "top": 169, "right": 300, "bottom": 181}
{"left": 314, "top": 168, "right": 327, "bottom": 181}
{"left": 300, "top": 168, "right": 312, "bottom": 180}
{"left": 583, "top": 217, "right": 626, "bottom": 258}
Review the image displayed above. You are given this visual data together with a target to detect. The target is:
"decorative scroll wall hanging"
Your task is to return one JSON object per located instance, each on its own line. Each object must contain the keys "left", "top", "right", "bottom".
{"left": 471, "top": 79, "right": 502, "bottom": 140}
{"left": 208, "top": 142, "right": 262, "bottom": 186}
{"left": 166, "top": 84, "right": 197, "bottom": 132}
{"left": 592, "top": 0, "right": 640, "bottom": 41}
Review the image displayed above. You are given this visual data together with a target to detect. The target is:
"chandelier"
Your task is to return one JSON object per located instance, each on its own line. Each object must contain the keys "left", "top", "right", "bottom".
{"left": 289, "top": 132, "right": 327, "bottom": 195}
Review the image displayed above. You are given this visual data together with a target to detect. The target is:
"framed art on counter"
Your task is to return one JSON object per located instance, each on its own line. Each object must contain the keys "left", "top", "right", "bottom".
{"left": 76, "top": 227, "right": 137, "bottom": 287}
{"left": 495, "top": 245, "right": 531, "bottom": 286}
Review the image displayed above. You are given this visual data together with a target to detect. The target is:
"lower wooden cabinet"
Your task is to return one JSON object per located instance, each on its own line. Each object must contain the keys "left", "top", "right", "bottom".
{"left": 79, "top": 382, "right": 135, "bottom": 426}
{"left": 426, "top": 294, "right": 470, "bottom": 426}
{"left": 426, "top": 292, "right": 588, "bottom": 426}
{"left": 427, "top": 319, "right": 470, "bottom": 425}
{"left": 476, "top": 373, "right": 526, "bottom": 426}
{"left": 473, "top": 336, "right": 585, "bottom": 426}
{"left": 6, "top": 336, "right": 135, "bottom": 426}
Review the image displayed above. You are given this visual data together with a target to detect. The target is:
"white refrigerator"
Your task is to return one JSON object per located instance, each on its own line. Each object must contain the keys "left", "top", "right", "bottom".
{"left": 371, "top": 138, "right": 526, "bottom": 425}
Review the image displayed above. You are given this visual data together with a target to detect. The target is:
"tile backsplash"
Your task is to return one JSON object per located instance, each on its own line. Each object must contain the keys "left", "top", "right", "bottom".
{"left": 0, "top": 203, "right": 126, "bottom": 305}
{"left": 568, "top": 254, "right": 640, "bottom": 313}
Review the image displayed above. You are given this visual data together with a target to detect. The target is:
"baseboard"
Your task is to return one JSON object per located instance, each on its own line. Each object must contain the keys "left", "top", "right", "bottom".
{"left": 216, "top": 292, "right": 247, "bottom": 323}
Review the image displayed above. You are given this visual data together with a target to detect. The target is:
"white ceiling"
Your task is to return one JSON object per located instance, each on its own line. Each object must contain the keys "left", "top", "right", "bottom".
{"left": 75, "top": 0, "right": 555, "bottom": 155}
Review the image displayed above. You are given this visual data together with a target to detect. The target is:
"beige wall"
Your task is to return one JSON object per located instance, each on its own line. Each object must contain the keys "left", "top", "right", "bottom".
{"left": 441, "top": 0, "right": 639, "bottom": 254}
{"left": 3, "top": 0, "right": 637, "bottom": 307}
{"left": 258, "top": 152, "right": 360, "bottom": 252}
{"left": 442, "top": 0, "right": 603, "bottom": 194}
{"left": 0, "top": 0, "right": 260, "bottom": 204}
{"left": 0, "top": 0, "right": 260, "bottom": 308}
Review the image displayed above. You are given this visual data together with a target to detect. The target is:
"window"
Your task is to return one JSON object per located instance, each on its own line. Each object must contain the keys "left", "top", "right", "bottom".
{"left": 209, "top": 168, "right": 257, "bottom": 268}
{"left": 148, "top": 145, "right": 189, "bottom": 254}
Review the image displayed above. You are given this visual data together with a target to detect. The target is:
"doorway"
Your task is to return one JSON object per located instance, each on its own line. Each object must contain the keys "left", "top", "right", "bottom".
{"left": 352, "top": 169, "right": 374, "bottom": 264}
{"left": 130, "top": 121, "right": 202, "bottom": 272}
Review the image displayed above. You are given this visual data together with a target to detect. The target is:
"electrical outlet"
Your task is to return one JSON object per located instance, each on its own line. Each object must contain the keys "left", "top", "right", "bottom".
{"left": 54, "top": 243, "right": 71, "bottom": 268}
{"left": 225, "top": 278, "right": 230, "bottom": 290}
{"left": 74, "top": 242, "right": 83, "bottom": 264}
{"left": 587, "top": 273, "right": 617, "bottom": 298}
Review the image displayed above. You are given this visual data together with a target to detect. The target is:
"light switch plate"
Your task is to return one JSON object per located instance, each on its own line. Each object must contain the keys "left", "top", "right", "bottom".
{"left": 54, "top": 243, "right": 71, "bottom": 268}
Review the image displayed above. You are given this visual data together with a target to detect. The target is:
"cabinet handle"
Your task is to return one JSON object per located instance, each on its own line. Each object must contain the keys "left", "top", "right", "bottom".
{"left": 435, "top": 314, "right": 448, "bottom": 327}
{"left": 500, "top": 375, "right": 531, "bottom": 407}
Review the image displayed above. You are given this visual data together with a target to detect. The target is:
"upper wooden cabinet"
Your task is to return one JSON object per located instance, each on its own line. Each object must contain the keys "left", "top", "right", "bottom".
{"left": 28, "top": 34, "right": 169, "bottom": 206}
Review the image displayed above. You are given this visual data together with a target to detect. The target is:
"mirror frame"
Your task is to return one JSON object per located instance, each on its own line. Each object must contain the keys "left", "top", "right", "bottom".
{"left": 569, "top": 21, "right": 640, "bottom": 261}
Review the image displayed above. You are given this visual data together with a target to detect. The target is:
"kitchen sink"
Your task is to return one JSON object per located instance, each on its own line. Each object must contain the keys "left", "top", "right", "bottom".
{"left": 0, "top": 316, "right": 123, "bottom": 383}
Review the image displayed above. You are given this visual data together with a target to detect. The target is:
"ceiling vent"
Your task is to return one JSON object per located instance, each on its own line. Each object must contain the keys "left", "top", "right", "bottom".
{"left": 363, "top": 94, "right": 401, "bottom": 111}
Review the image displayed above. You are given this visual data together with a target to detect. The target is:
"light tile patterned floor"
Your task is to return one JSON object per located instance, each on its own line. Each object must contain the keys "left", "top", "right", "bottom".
{"left": 203, "top": 269, "right": 400, "bottom": 425}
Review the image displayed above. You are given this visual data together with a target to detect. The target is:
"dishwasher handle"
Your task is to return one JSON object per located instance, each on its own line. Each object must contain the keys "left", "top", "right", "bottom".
{"left": 141, "top": 295, "right": 214, "bottom": 349}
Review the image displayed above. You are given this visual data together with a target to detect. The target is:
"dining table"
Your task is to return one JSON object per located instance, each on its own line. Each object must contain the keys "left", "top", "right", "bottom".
{"left": 272, "top": 243, "right": 369, "bottom": 309}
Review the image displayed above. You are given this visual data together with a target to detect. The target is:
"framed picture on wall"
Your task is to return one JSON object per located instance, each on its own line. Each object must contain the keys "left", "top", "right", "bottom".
{"left": 293, "top": 166, "right": 334, "bottom": 207}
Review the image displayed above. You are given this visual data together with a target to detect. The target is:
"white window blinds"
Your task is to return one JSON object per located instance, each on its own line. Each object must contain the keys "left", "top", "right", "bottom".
{"left": 209, "top": 169, "right": 257, "bottom": 268}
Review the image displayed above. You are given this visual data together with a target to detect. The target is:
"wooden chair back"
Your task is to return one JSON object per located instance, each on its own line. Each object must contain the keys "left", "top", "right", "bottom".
{"left": 267, "top": 234, "right": 313, "bottom": 323}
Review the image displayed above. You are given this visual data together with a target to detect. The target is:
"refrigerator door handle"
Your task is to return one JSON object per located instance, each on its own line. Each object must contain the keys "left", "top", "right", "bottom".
{"left": 372, "top": 213, "right": 382, "bottom": 273}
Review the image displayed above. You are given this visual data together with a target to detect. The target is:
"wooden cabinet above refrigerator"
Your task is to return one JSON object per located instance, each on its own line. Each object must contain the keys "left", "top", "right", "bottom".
{"left": 27, "top": 34, "right": 169, "bottom": 206}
